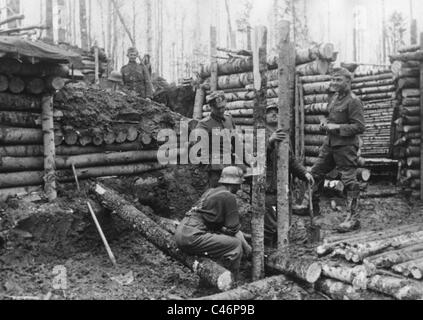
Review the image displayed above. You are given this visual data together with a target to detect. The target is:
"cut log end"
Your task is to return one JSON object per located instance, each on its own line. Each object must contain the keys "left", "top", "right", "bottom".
{"left": 306, "top": 263, "right": 323, "bottom": 283}
{"left": 216, "top": 271, "right": 234, "bottom": 291}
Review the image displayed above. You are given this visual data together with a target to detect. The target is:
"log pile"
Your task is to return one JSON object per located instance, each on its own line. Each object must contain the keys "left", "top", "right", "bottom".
{"left": 315, "top": 224, "right": 423, "bottom": 299}
{"left": 196, "top": 43, "right": 336, "bottom": 132}
{"left": 351, "top": 66, "right": 396, "bottom": 159}
{"left": 390, "top": 46, "right": 422, "bottom": 193}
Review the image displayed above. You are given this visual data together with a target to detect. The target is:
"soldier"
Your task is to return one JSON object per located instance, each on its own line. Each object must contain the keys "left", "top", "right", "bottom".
{"left": 194, "top": 91, "right": 238, "bottom": 188}
{"left": 175, "top": 166, "right": 252, "bottom": 278}
{"left": 264, "top": 104, "right": 315, "bottom": 244}
{"left": 308, "top": 67, "right": 365, "bottom": 233}
{"left": 121, "top": 47, "right": 153, "bottom": 99}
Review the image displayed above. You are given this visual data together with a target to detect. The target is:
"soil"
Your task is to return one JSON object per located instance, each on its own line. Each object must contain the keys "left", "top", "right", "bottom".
{"left": 1, "top": 173, "right": 421, "bottom": 300}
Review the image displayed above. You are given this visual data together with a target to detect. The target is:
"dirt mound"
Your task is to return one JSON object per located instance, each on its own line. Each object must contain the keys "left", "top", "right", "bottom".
{"left": 54, "top": 84, "right": 184, "bottom": 135}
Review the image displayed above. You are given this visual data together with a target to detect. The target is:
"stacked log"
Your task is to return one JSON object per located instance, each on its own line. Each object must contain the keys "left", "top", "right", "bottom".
{"left": 351, "top": 66, "right": 396, "bottom": 159}
{"left": 390, "top": 46, "right": 422, "bottom": 193}
{"left": 0, "top": 59, "right": 67, "bottom": 95}
{"left": 197, "top": 43, "right": 336, "bottom": 132}
{"left": 315, "top": 224, "right": 423, "bottom": 299}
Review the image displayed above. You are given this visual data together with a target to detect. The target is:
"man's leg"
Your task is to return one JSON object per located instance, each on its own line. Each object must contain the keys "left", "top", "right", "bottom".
{"left": 294, "top": 143, "right": 336, "bottom": 216}
{"left": 333, "top": 145, "right": 361, "bottom": 232}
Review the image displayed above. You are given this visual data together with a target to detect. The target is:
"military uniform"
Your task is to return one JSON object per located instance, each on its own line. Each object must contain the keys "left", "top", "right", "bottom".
{"left": 195, "top": 113, "right": 237, "bottom": 188}
{"left": 311, "top": 91, "right": 365, "bottom": 199}
{"left": 121, "top": 62, "right": 153, "bottom": 98}
{"left": 175, "top": 186, "right": 243, "bottom": 272}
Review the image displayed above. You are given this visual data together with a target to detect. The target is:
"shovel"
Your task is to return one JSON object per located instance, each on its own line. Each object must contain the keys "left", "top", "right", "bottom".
{"left": 307, "top": 183, "right": 321, "bottom": 244}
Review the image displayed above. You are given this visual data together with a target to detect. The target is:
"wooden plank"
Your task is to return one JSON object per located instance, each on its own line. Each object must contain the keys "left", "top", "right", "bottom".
{"left": 277, "top": 20, "right": 295, "bottom": 250}
{"left": 251, "top": 25, "right": 268, "bottom": 281}
{"left": 41, "top": 95, "right": 56, "bottom": 201}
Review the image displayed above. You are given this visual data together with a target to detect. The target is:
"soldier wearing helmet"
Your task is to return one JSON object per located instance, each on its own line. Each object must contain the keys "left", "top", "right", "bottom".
{"left": 108, "top": 70, "right": 123, "bottom": 92}
{"left": 121, "top": 47, "right": 153, "bottom": 99}
{"left": 175, "top": 166, "right": 251, "bottom": 279}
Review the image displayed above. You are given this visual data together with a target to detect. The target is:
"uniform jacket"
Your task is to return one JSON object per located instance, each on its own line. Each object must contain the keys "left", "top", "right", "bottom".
{"left": 121, "top": 62, "right": 153, "bottom": 98}
{"left": 326, "top": 91, "right": 365, "bottom": 147}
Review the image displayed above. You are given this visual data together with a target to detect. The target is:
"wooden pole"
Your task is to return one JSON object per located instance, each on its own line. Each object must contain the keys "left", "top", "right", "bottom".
{"left": 295, "top": 75, "right": 300, "bottom": 159}
{"left": 299, "top": 80, "right": 305, "bottom": 162}
{"left": 420, "top": 32, "right": 423, "bottom": 200}
{"left": 87, "top": 201, "right": 118, "bottom": 267}
{"left": 41, "top": 95, "right": 56, "bottom": 201}
{"left": 251, "top": 25, "right": 268, "bottom": 281}
{"left": 210, "top": 26, "right": 218, "bottom": 92}
{"left": 94, "top": 41, "right": 100, "bottom": 85}
{"left": 277, "top": 20, "right": 295, "bottom": 249}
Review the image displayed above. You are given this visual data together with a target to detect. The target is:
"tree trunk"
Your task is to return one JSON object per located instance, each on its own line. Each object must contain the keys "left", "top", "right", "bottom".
{"left": 302, "top": 82, "right": 331, "bottom": 95}
{"left": 79, "top": 0, "right": 89, "bottom": 51}
{"left": 126, "top": 126, "right": 139, "bottom": 142}
{"left": 45, "top": 0, "right": 53, "bottom": 41}
{"left": 321, "top": 262, "right": 369, "bottom": 289}
{"left": 26, "top": 78, "right": 45, "bottom": 95}
{"left": 295, "top": 43, "right": 335, "bottom": 65}
{"left": 92, "top": 183, "right": 234, "bottom": 291}
{"left": 103, "top": 130, "right": 116, "bottom": 145}
{"left": 392, "top": 257, "right": 423, "bottom": 277}
{"left": 45, "top": 77, "right": 65, "bottom": 91}
{"left": 41, "top": 96, "right": 56, "bottom": 201}
{"left": 63, "top": 127, "right": 79, "bottom": 145}
{"left": 266, "top": 251, "right": 322, "bottom": 284}
{"left": 193, "top": 88, "right": 206, "bottom": 120}
{"left": 315, "top": 278, "right": 361, "bottom": 300}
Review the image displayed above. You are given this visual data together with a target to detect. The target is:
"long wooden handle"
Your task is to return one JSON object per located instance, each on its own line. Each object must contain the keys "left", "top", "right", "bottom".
{"left": 309, "top": 183, "right": 314, "bottom": 223}
{"left": 87, "top": 201, "right": 117, "bottom": 267}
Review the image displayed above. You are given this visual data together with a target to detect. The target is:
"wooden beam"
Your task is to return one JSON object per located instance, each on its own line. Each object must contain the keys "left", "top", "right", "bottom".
{"left": 277, "top": 20, "right": 295, "bottom": 249}
{"left": 210, "top": 26, "right": 218, "bottom": 91}
{"left": 0, "top": 13, "right": 24, "bottom": 27}
{"left": 41, "top": 95, "right": 56, "bottom": 201}
{"left": 251, "top": 25, "right": 268, "bottom": 281}
{"left": 295, "top": 75, "right": 300, "bottom": 159}
{"left": 420, "top": 32, "right": 423, "bottom": 200}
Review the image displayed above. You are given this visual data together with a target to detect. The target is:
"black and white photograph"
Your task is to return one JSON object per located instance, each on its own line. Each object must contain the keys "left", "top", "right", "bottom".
{"left": 1, "top": 0, "right": 423, "bottom": 303}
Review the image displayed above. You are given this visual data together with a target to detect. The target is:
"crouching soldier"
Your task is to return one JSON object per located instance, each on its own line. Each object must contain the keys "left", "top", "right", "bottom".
{"left": 175, "top": 166, "right": 252, "bottom": 278}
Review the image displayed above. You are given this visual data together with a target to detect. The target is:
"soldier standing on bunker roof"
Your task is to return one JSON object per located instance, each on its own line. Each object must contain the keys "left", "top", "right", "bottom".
{"left": 121, "top": 47, "right": 154, "bottom": 99}
{"left": 303, "top": 67, "right": 365, "bottom": 233}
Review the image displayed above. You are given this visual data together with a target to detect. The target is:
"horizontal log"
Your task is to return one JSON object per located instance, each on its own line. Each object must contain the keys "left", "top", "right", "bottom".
{"left": 353, "top": 85, "right": 395, "bottom": 95}
{"left": 398, "top": 45, "right": 421, "bottom": 53}
{"left": 8, "top": 76, "right": 25, "bottom": 94}
{"left": 304, "top": 115, "right": 327, "bottom": 125}
{"left": 402, "top": 89, "right": 420, "bottom": 98}
{"left": 402, "top": 61, "right": 421, "bottom": 68}
{"left": 305, "top": 124, "right": 325, "bottom": 134}
{"left": 304, "top": 94, "right": 329, "bottom": 105}
{"left": 403, "top": 98, "right": 421, "bottom": 106}
{"left": 402, "top": 116, "right": 420, "bottom": 125}
{"left": 406, "top": 147, "right": 421, "bottom": 157}
{"left": 0, "top": 162, "right": 165, "bottom": 188}
{"left": 321, "top": 261, "right": 368, "bottom": 290}
{"left": 26, "top": 78, "right": 45, "bottom": 95}
{"left": 352, "top": 73, "right": 393, "bottom": 83}
{"left": 0, "top": 111, "right": 40, "bottom": 128}
{"left": 0, "top": 126, "right": 42, "bottom": 144}
{"left": 232, "top": 117, "right": 255, "bottom": 125}
{"left": 203, "top": 109, "right": 254, "bottom": 118}
{"left": 0, "top": 93, "right": 42, "bottom": 111}
{"left": 304, "top": 145, "right": 320, "bottom": 156}
{"left": 0, "top": 74, "right": 8, "bottom": 92}
{"left": 302, "top": 82, "right": 331, "bottom": 95}
{"left": 304, "top": 135, "right": 326, "bottom": 146}
{"left": 352, "top": 79, "right": 394, "bottom": 90}
{"left": 390, "top": 51, "right": 423, "bottom": 63}
{"left": 407, "top": 157, "right": 421, "bottom": 168}
{"left": 356, "top": 92, "right": 394, "bottom": 101}
{"left": 0, "top": 151, "right": 160, "bottom": 172}
{"left": 266, "top": 251, "right": 322, "bottom": 284}
{"left": 304, "top": 103, "right": 329, "bottom": 115}
{"left": 406, "top": 170, "right": 420, "bottom": 179}
{"left": 399, "top": 106, "right": 420, "bottom": 116}
{"left": 0, "top": 186, "right": 42, "bottom": 202}
{"left": 296, "top": 59, "right": 330, "bottom": 76}
{"left": 354, "top": 68, "right": 392, "bottom": 77}
{"left": 392, "top": 257, "right": 423, "bottom": 277}
{"left": 296, "top": 43, "right": 335, "bottom": 65}
{"left": 367, "top": 274, "right": 423, "bottom": 300}
{"left": 398, "top": 77, "right": 420, "bottom": 90}
{"left": 300, "top": 75, "right": 332, "bottom": 83}
{"left": 305, "top": 157, "right": 319, "bottom": 166}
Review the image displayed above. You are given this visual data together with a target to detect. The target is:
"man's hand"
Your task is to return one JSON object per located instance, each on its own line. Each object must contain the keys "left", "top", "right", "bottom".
{"left": 322, "top": 123, "right": 341, "bottom": 132}
{"left": 235, "top": 231, "right": 252, "bottom": 258}
{"left": 269, "top": 129, "right": 287, "bottom": 145}
{"left": 305, "top": 172, "right": 315, "bottom": 186}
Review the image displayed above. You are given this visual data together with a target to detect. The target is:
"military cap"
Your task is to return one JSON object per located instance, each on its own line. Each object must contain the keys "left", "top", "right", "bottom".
{"left": 206, "top": 91, "right": 226, "bottom": 103}
{"left": 331, "top": 67, "right": 353, "bottom": 80}
{"left": 127, "top": 47, "right": 139, "bottom": 55}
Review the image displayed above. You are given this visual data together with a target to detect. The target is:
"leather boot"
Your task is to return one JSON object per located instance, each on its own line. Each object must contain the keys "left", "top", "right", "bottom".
{"left": 337, "top": 191, "right": 360, "bottom": 233}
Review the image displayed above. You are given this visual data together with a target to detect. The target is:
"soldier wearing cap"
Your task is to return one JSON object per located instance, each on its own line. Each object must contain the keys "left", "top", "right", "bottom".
{"left": 175, "top": 166, "right": 252, "bottom": 278}
{"left": 307, "top": 67, "right": 365, "bottom": 233}
{"left": 121, "top": 47, "right": 153, "bottom": 99}
{"left": 194, "top": 91, "right": 238, "bottom": 188}
{"left": 264, "top": 103, "right": 315, "bottom": 244}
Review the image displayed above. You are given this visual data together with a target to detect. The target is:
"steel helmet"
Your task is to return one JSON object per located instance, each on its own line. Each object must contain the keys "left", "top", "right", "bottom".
{"left": 108, "top": 71, "right": 123, "bottom": 83}
{"left": 218, "top": 166, "right": 245, "bottom": 185}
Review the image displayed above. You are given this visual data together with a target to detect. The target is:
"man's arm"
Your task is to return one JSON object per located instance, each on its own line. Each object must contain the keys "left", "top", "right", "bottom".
{"left": 339, "top": 99, "right": 366, "bottom": 137}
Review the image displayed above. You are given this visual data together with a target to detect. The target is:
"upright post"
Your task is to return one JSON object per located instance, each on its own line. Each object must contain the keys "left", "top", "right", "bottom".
{"left": 42, "top": 95, "right": 57, "bottom": 201}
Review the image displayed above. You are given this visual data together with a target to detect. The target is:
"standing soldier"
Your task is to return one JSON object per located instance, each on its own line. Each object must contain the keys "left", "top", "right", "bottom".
{"left": 121, "top": 47, "right": 153, "bottom": 99}
{"left": 194, "top": 91, "right": 237, "bottom": 188}
{"left": 308, "top": 67, "right": 365, "bottom": 233}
